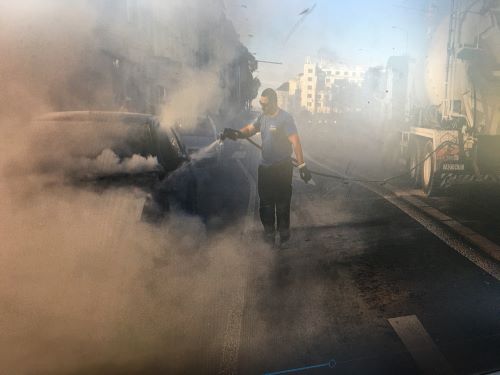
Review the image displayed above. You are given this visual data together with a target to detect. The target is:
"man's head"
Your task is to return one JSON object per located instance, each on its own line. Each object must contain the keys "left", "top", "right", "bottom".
{"left": 259, "top": 88, "right": 278, "bottom": 115}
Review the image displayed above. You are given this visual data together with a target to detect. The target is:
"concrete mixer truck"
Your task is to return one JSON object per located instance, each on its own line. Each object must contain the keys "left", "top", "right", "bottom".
{"left": 400, "top": 0, "right": 500, "bottom": 195}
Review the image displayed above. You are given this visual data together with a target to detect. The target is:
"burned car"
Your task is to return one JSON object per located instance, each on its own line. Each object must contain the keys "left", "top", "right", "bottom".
{"left": 30, "top": 111, "right": 196, "bottom": 218}
{"left": 31, "top": 111, "right": 187, "bottom": 179}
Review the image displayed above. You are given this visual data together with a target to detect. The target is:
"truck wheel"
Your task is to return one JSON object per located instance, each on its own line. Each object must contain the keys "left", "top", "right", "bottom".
{"left": 422, "top": 140, "right": 441, "bottom": 196}
{"left": 409, "top": 140, "right": 421, "bottom": 187}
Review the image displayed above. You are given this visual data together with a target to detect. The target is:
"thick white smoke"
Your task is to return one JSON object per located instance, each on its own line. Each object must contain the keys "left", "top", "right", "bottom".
{"left": 0, "top": 1, "right": 261, "bottom": 374}
{"left": 73, "top": 149, "right": 160, "bottom": 178}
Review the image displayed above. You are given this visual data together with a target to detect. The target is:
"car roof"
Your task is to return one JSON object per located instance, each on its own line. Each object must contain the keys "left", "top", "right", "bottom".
{"left": 174, "top": 115, "right": 212, "bottom": 123}
{"left": 35, "top": 111, "right": 156, "bottom": 123}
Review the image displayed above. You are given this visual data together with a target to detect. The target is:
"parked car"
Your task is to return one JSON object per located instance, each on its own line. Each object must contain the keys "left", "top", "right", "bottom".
{"left": 32, "top": 111, "right": 188, "bottom": 179}
{"left": 31, "top": 111, "right": 197, "bottom": 219}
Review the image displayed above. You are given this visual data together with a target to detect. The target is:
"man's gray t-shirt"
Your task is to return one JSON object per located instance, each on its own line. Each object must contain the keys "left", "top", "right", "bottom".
{"left": 253, "top": 109, "right": 298, "bottom": 166}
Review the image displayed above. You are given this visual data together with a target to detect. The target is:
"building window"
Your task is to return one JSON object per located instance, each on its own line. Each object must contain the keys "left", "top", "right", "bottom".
{"left": 307, "top": 94, "right": 312, "bottom": 98}
{"left": 308, "top": 68, "right": 313, "bottom": 73}
{"left": 344, "top": 72, "right": 349, "bottom": 75}
{"left": 308, "top": 77, "right": 312, "bottom": 82}
{"left": 307, "top": 85, "right": 312, "bottom": 90}
{"left": 156, "top": 85, "right": 167, "bottom": 101}
{"left": 335, "top": 71, "right": 340, "bottom": 75}
{"left": 352, "top": 72, "right": 357, "bottom": 76}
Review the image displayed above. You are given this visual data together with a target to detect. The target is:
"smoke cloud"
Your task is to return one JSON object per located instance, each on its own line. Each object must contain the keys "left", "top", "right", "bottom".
{"left": 0, "top": 178, "right": 255, "bottom": 374}
{"left": 75, "top": 149, "right": 160, "bottom": 177}
{"left": 159, "top": 70, "right": 223, "bottom": 131}
{"left": 0, "top": 1, "right": 262, "bottom": 374}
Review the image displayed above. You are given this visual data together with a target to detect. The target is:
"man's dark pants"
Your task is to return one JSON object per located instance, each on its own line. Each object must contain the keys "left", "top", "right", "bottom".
{"left": 257, "top": 159, "right": 293, "bottom": 241}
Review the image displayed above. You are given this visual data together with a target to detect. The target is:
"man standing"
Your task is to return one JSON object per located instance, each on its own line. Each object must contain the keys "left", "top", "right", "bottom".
{"left": 223, "top": 88, "right": 311, "bottom": 246}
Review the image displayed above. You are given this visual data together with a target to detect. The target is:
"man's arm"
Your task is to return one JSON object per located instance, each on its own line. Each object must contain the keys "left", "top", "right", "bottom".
{"left": 289, "top": 133, "right": 312, "bottom": 183}
{"left": 239, "top": 123, "right": 258, "bottom": 138}
{"left": 288, "top": 133, "right": 305, "bottom": 165}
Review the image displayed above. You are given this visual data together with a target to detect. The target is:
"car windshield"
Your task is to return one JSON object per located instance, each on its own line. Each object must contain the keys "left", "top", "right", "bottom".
{"left": 173, "top": 118, "right": 214, "bottom": 137}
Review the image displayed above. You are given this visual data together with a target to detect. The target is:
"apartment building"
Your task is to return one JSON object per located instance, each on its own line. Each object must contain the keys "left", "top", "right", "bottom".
{"left": 279, "top": 58, "right": 366, "bottom": 114}
{"left": 48, "top": 0, "right": 257, "bottom": 114}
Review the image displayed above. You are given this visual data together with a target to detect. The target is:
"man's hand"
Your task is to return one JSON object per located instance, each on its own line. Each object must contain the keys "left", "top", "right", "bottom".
{"left": 222, "top": 128, "right": 244, "bottom": 141}
{"left": 298, "top": 163, "right": 312, "bottom": 183}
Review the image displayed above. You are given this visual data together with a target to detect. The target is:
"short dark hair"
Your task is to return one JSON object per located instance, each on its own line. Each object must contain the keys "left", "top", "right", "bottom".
{"left": 261, "top": 88, "right": 277, "bottom": 105}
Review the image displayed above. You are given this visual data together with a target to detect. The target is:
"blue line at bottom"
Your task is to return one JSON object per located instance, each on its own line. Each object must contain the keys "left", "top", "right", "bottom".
{"left": 263, "top": 359, "right": 336, "bottom": 375}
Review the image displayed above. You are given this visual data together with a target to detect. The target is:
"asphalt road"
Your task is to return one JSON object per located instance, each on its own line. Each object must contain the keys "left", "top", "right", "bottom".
{"left": 223, "top": 118, "right": 500, "bottom": 374}
{"left": 230, "top": 137, "right": 500, "bottom": 375}
{"left": 30, "top": 119, "right": 500, "bottom": 375}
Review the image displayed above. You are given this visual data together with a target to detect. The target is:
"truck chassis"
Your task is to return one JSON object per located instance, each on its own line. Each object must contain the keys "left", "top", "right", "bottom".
{"left": 401, "top": 127, "right": 500, "bottom": 196}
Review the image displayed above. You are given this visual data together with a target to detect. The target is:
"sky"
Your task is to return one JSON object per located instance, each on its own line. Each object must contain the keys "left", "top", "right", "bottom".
{"left": 225, "top": 0, "right": 448, "bottom": 88}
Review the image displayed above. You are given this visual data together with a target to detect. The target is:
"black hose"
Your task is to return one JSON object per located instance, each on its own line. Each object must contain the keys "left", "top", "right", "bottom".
{"left": 243, "top": 137, "right": 458, "bottom": 186}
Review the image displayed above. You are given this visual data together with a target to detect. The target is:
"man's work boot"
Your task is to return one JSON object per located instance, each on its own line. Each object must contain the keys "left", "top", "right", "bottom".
{"left": 279, "top": 230, "right": 290, "bottom": 248}
{"left": 263, "top": 231, "right": 275, "bottom": 246}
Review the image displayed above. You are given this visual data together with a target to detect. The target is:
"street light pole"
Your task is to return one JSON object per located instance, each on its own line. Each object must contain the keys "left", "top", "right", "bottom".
{"left": 255, "top": 59, "right": 283, "bottom": 65}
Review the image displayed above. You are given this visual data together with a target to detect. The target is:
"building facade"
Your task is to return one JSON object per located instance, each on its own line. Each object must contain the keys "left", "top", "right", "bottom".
{"left": 50, "top": 0, "right": 259, "bottom": 115}
{"left": 279, "top": 58, "right": 367, "bottom": 114}
{"left": 277, "top": 55, "right": 414, "bottom": 125}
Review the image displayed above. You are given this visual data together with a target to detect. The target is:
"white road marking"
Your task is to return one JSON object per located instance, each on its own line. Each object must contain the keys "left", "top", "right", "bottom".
{"left": 384, "top": 185, "right": 500, "bottom": 263}
{"left": 305, "top": 152, "right": 500, "bottom": 281}
{"left": 218, "top": 159, "right": 257, "bottom": 374}
{"left": 133, "top": 195, "right": 147, "bottom": 221}
{"left": 388, "top": 315, "right": 454, "bottom": 375}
